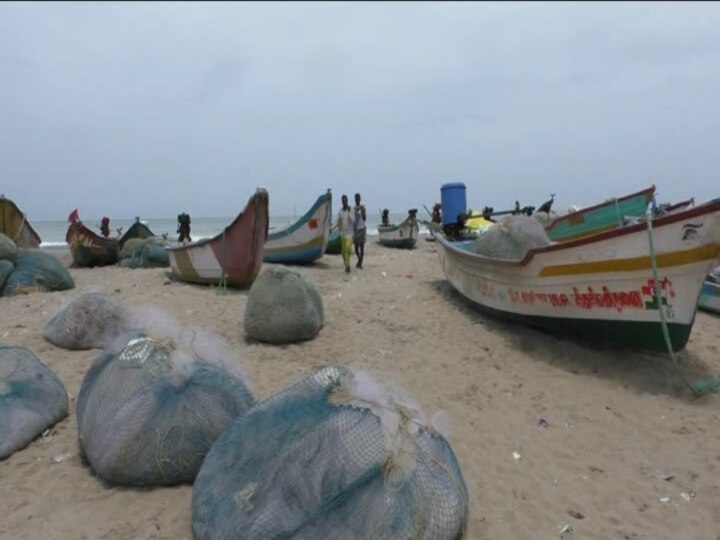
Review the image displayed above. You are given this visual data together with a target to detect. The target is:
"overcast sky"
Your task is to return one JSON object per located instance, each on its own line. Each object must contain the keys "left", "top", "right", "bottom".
{"left": 1, "top": 2, "right": 719, "bottom": 220}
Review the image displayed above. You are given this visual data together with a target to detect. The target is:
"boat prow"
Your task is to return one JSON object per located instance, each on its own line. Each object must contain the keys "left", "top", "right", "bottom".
{"left": 0, "top": 195, "right": 42, "bottom": 248}
{"left": 167, "top": 189, "right": 269, "bottom": 287}
{"left": 66, "top": 221, "right": 120, "bottom": 267}
{"left": 263, "top": 190, "right": 332, "bottom": 264}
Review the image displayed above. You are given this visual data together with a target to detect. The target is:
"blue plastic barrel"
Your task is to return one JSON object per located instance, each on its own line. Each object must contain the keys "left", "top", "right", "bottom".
{"left": 441, "top": 182, "right": 467, "bottom": 226}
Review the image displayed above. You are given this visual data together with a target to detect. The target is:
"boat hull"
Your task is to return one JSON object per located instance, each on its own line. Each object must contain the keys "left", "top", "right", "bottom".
{"left": 378, "top": 217, "right": 419, "bottom": 249}
{"left": 167, "top": 189, "right": 269, "bottom": 287}
{"left": 66, "top": 222, "right": 119, "bottom": 267}
{"left": 435, "top": 200, "right": 720, "bottom": 352}
{"left": 546, "top": 186, "right": 656, "bottom": 242}
{"left": 0, "top": 196, "right": 42, "bottom": 248}
{"left": 325, "top": 229, "right": 341, "bottom": 254}
{"left": 118, "top": 221, "right": 155, "bottom": 251}
{"left": 699, "top": 280, "right": 720, "bottom": 315}
{"left": 263, "top": 191, "right": 332, "bottom": 264}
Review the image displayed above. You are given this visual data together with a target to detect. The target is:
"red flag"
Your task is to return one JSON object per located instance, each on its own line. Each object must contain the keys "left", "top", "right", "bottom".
{"left": 308, "top": 218, "right": 318, "bottom": 229}
{"left": 68, "top": 209, "right": 80, "bottom": 223}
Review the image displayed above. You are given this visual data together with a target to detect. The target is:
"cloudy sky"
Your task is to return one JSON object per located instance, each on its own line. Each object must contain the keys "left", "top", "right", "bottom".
{"left": 1, "top": 2, "right": 719, "bottom": 220}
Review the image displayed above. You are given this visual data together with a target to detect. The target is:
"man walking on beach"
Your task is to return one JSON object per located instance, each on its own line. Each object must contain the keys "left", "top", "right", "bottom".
{"left": 337, "top": 194, "right": 354, "bottom": 273}
{"left": 353, "top": 192, "right": 367, "bottom": 269}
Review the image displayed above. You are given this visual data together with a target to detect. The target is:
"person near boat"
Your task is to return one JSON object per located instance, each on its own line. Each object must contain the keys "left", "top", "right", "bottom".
{"left": 353, "top": 193, "right": 367, "bottom": 269}
{"left": 336, "top": 194, "right": 354, "bottom": 273}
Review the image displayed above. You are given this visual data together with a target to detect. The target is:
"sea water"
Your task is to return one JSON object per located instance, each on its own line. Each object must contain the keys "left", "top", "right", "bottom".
{"left": 35, "top": 212, "right": 429, "bottom": 251}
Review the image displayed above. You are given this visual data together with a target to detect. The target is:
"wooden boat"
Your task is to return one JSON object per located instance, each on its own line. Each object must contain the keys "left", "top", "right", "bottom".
{"left": 434, "top": 199, "right": 720, "bottom": 352}
{"left": 263, "top": 190, "right": 332, "bottom": 264}
{"left": 698, "top": 268, "right": 720, "bottom": 315}
{"left": 378, "top": 210, "right": 420, "bottom": 249}
{"left": 118, "top": 218, "right": 155, "bottom": 251}
{"left": 325, "top": 227, "right": 342, "bottom": 254}
{"left": 0, "top": 195, "right": 41, "bottom": 248}
{"left": 66, "top": 220, "right": 119, "bottom": 267}
{"left": 167, "top": 189, "right": 269, "bottom": 287}
{"left": 545, "top": 185, "right": 656, "bottom": 242}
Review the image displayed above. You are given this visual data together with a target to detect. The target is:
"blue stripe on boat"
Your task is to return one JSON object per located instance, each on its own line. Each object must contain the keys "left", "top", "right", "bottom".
{"left": 263, "top": 246, "right": 324, "bottom": 264}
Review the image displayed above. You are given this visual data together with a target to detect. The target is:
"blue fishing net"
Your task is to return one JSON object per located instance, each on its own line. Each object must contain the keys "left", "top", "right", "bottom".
{"left": 192, "top": 366, "right": 468, "bottom": 540}
{"left": 119, "top": 238, "right": 169, "bottom": 269}
{"left": 0, "top": 260, "right": 14, "bottom": 290}
{"left": 0, "top": 233, "right": 18, "bottom": 261}
{"left": 76, "top": 329, "right": 255, "bottom": 486}
{"left": 244, "top": 267, "right": 324, "bottom": 344}
{"left": 43, "top": 292, "right": 129, "bottom": 350}
{"left": 1, "top": 250, "right": 74, "bottom": 296}
{"left": 0, "top": 346, "right": 69, "bottom": 459}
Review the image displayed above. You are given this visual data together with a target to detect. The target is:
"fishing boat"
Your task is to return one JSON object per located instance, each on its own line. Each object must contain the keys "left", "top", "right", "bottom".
{"left": 0, "top": 195, "right": 42, "bottom": 248}
{"left": 325, "top": 227, "right": 342, "bottom": 254}
{"left": 66, "top": 219, "right": 119, "bottom": 267}
{"left": 378, "top": 210, "right": 420, "bottom": 249}
{"left": 118, "top": 217, "right": 155, "bottom": 251}
{"left": 167, "top": 189, "right": 269, "bottom": 287}
{"left": 434, "top": 198, "right": 720, "bottom": 352}
{"left": 698, "top": 268, "right": 720, "bottom": 315}
{"left": 263, "top": 190, "right": 332, "bottom": 264}
{"left": 545, "top": 185, "right": 656, "bottom": 242}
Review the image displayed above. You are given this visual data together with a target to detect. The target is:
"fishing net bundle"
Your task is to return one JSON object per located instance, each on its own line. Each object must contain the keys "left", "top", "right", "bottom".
{"left": 0, "top": 233, "right": 18, "bottom": 261}
{"left": 76, "top": 307, "right": 255, "bottom": 486}
{"left": 43, "top": 291, "right": 130, "bottom": 350}
{"left": 192, "top": 366, "right": 468, "bottom": 540}
{"left": 119, "top": 237, "right": 169, "bottom": 269}
{"left": 244, "top": 266, "right": 324, "bottom": 344}
{"left": 469, "top": 215, "right": 552, "bottom": 260}
{"left": 1, "top": 250, "right": 75, "bottom": 296}
{"left": 0, "top": 260, "right": 14, "bottom": 290}
{"left": 0, "top": 346, "right": 69, "bottom": 459}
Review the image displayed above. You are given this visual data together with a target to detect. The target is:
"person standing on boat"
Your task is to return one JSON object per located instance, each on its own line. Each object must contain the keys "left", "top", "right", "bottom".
{"left": 337, "top": 194, "right": 354, "bottom": 273}
{"left": 353, "top": 193, "right": 367, "bottom": 269}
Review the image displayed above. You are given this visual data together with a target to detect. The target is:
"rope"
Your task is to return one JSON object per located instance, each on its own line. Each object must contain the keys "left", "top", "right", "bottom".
{"left": 645, "top": 207, "right": 720, "bottom": 395}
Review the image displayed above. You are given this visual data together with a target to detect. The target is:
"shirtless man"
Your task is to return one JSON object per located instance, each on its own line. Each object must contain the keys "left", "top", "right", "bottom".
{"left": 353, "top": 193, "right": 367, "bottom": 269}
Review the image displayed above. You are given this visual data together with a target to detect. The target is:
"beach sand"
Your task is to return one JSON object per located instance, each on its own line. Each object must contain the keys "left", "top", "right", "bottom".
{"left": 1, "top": 240, "right": 719, "bottom": 539}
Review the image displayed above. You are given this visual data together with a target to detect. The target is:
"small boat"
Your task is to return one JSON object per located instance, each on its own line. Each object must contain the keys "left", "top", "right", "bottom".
{"left": 263, "top": 190, "right": 332, "bottom": 264}
{"left": 378, "top": 209, "right": 420, "bottom": 249}
{"left": 167, "top": 189, "right": 269, "bottom": 287}
{"left": 118, "top": 217, "right": 155, "bottom": 251}
{"left": 698, "top": 268, "right": 720, "bottom": 315}
{"left": 66, "top": 220, "right": 119, "bottom": 267}
{"left": 434, "top": 199, "right": 720, "bottom": 352}
{"left": 325, "top": 227, "right": 342, "bottom": 254}
{"left": 545, "top": 185, "right": 656, "bottom": 242}
{"left": 0, "top": 195, "right": 42, "bottom": 248}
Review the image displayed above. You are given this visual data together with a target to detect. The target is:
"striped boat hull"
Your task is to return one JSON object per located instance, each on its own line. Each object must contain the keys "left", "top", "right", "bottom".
{"left": 66, "top": 222, "right": 119, "bottom": 267}
{"left": 167, "top": 189, "right": 269, "bottom": 287}
{"left": 263, "top": 191, "right": 332, "bottom": 264}
{"left": 435, "top": 199, "right": 720, "bottom": 352}
{"left": 546, "top": 185, "right": 656, "bottom": 242}
{"left": 378, "top": 216, "right": 420, "bottom": 249}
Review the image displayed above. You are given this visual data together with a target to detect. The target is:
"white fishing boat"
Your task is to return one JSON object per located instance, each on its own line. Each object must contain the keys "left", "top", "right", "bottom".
{"left": 434, "top": 199, "right": 720, "bottom": 352}
{"left": 378, "top": 210, "right": 420, "bottom": 249}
